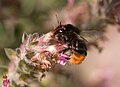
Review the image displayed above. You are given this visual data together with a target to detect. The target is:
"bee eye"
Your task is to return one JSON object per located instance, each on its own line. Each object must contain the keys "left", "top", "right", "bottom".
{"left": 59, "top": 30, "right": 63, "bottom": 32}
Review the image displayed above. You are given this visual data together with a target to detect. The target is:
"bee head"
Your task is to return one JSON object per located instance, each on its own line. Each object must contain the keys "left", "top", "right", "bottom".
{"left": 52, "top": 24, "right": 81, "bottom": 43}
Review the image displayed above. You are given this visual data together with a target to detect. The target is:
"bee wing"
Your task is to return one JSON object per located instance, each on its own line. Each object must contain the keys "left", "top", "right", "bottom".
{"left": 80, "top": 29, "right": 105, "bottom": 43}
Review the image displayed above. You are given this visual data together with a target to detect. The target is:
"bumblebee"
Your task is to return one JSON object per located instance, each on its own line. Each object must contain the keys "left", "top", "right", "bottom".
{"left": 51, "top": 24, "right": 87, "bottom": 64}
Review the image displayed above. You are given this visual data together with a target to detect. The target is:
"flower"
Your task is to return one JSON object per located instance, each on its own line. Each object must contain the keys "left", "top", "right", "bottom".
{"left": 2, "top": 74, "right": 10, "bottom": 87}
{"left": 57, "top": 53, "right": 70, "bottom": 65}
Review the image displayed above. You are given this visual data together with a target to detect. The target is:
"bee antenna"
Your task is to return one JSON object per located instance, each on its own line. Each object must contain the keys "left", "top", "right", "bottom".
{"left": 56, "top": 14, "right": 61, "bottom": 26}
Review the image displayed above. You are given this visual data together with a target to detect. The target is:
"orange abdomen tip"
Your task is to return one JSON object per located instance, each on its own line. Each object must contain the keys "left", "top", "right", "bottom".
{"left": 69, "top": 54, "right": 86, "bottom": 64}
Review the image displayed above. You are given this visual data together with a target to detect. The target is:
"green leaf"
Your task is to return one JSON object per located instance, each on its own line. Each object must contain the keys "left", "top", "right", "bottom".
{"left": 25, "top": 51, "right": 35, "bottom": 59}
{"left": 22, "top": 32, "right": 28, "bottom": 43}
{"left": 30, "top": 41, "right": 39, "bottom": 45}
{"left": 30, "top": 33, "right": 39, "bottom": 42}
{"left": 4, "top": 48, "right": 17, "bottom": 60}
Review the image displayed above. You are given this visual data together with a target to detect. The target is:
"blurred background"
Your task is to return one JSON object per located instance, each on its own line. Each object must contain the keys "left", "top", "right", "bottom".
{"left": 0, "top": 0, "right": 120, "bottom": 87}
